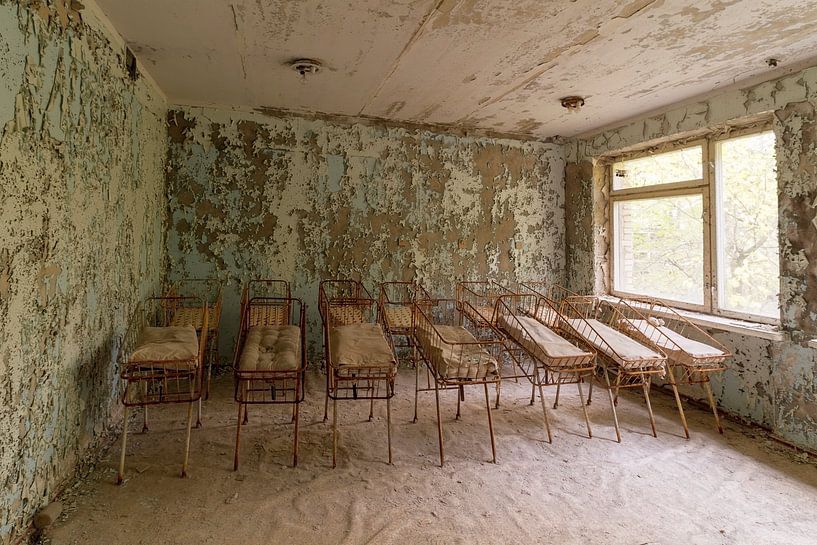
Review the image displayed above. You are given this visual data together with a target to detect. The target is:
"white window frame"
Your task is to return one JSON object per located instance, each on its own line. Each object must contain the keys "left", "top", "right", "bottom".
{"left": 608, "top": 124, "right": 779, "bottom": 325}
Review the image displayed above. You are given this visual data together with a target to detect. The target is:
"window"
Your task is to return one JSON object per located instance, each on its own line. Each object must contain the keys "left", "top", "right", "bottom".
{"left": 610, "top": 128, "right": 779, "bottom": 323}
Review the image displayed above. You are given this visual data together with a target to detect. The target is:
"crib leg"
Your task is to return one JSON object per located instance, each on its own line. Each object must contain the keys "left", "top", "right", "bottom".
{"left": 666, "top": 365, "right": 690, "bottom": 439}
{"left": 195, "top": 397, "right": 202, "bottom": 429}
{"left": 642, "top": 378, "right": 657, "bottom": 438}
{"left": 243, "top": 405, "right": 249, "bottom": 425}
{"left": 604, "top": 373, "right": 621, "bottom": 443}
{"left": 455, "top": 387, "right": 462, "bottom": 420}
{"left": 369, "top": 390, "right": 375, "bottom": 422}
{"left": 233, "top": 403, "right": 243, "bottom": 471}
{"left": 117, "top": 405, "right": 129, "bottom": 485}
{"left": 494, "top": 380, "right": 501, "bottom": 409}
{"left": 587, "top": 379, "right": 593, "bottom": 406}
{"left": 529, "top": 377, "right": 536, "bottom": 406}
{"left": 535, "top": 368, "right": 552, "bottom": 443}
{"left": 554, "top": 382, "right": 562, "bottom": 409}
{"left": 434, "top": 379, "right": 444, "bottom": 467}
{"left": 484, "top": 382, "right": 497, "bottom": 463}
{"left": 323, "top": 372, "right": 330, "bottom": 423}
{"left": 291, "top": 400, "right": 297, "bottom": 423}
{"left": 703, "top": 379, "right": 723, "bottom": 434}
{"left": 386, "top": 396, "right": 392, "bottom": 465}
{"left": 142, "top": 405, "right": 149, "bottom": 433}
{"left": 413, "top": 360, "right": 419, "bottom": 423}
{"left": 293, "top": 401, "right": 300, "bottom": 467}
{"left": 577, "top": 379, "right": 592, "bottom": 438}
{"left": 332, "top": 397, "right": 338, "bottom": 469}
{"left": 181, "top": 401, "right": 193, "bottom": 478}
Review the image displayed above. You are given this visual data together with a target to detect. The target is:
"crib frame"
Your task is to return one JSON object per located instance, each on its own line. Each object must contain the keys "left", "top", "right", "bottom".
{"left": 233, "top": 280, "right": 306, "bottom": 468}
{"left": 165, "top": 277, "right": 223, "bottom": 424}
{"left": 319, "top": 280, "right": 397, "bottom": 467}
{"left": 493, "top": 293, "right": 618, "bottom": 442}
{"left": 412, "top": 298, "right": 502, "bottom": 466}
{"left": 379, "top": 281, "right": 432, "bottom": 365}
{"left": 558, "top": 296, "right": 667, "bottom": 438}
{"left": 117, "top": 295, "right": 208, "bottom": 483}
{"left": 616, "top": 297, "right": 731, "bottom": 435}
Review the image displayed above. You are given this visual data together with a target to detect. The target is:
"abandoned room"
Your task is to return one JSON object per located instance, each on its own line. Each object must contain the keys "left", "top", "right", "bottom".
{"left": 5, "top": 0, "right": 817, "bottom": 543}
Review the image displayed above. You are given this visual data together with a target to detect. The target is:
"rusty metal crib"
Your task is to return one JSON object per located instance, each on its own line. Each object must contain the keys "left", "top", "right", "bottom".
{"left": 233, "top": 280, "right": 306, "bottom": 468}
{"left": 117, "top": 295, "right": 208, "bottom": 483}
{"left": 320, "top": 280, "right": 398, "bottom": 467}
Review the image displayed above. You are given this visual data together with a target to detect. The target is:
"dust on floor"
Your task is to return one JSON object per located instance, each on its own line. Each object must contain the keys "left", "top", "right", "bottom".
{"left": 46, "top": 368, "right": 817, "bottom": 545}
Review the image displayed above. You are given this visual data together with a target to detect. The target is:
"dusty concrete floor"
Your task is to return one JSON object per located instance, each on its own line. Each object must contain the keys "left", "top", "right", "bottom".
{"left": 47, "top": 367, "right": 817, "bottom": 545}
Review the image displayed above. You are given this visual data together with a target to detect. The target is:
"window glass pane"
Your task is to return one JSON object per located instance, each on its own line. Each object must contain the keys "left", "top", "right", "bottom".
{"left": 614, "top": 195, "right": 704, "bottom": 305}
{"left": 612, "top": 146, "right": 703, "bottom": 190}
{"left": 716, "top": 131, "right": 779, "bottom": 318}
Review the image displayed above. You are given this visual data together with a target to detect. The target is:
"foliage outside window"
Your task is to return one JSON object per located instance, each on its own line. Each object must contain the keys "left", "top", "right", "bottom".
{"left": 610, "top": 128, "right": 779, "bottom": 322}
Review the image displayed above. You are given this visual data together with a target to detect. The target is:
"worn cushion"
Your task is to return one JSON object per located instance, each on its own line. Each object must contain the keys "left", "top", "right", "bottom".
{"left": 498, "top": 315, "right": 589, "bottom": 364}
{"left": 619, "top": 319, "right": 726, "bottom": 365}
{"left": 129, "top": 326, "right": 199, "bottom": 368}
{"left": 416, "top": 324, "right": 498, "bottom": 380}
{"left": 239, "top": 325, "right": 301, "bottom": 373}
{"left": 169, "top": 306, "right": 220, "bottom": 330}
{"left": 329, "top": 323, "right": 396, "bottom": 370}
{"left": 565, "top": 319, "right": 663, "bottom": 369}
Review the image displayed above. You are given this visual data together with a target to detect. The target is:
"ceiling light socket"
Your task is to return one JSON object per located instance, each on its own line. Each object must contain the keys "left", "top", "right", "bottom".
{"left": 290, "top": 58, "right": 322, "bottom": 78}
{"left": 560, "top": 96, "right": 585, "bottom": 112}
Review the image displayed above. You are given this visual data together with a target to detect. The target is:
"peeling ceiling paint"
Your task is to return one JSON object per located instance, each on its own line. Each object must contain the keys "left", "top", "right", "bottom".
{"left": 94, "top": 0, "right": 817, "bottom": 138}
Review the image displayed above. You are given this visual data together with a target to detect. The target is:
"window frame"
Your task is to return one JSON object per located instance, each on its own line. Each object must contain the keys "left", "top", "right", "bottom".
{"left": 607, "top": 124, "right": 779, "bottom": 325}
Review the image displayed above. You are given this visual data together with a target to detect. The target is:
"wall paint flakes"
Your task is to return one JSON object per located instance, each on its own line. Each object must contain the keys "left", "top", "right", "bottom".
{"left": 165, "top": 107, "right": 565, "bottom": 356}
{"left": 0, "top": 1, "right": 167, "bottom": 542}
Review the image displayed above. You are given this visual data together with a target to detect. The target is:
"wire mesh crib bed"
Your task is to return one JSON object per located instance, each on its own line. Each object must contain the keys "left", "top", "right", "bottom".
{"left": 558, "top": 296, "right": 669, "bottom": 439}
{"left": 165, "top": 278, "right": 223, "bottom": 424}
{"left": 117, "top": 295, "right": 209, "bottom": 483}
{"left": 614, "top": 297, "right": 731, "bottom": 436}
{"left": 379, "top": 281, "right": 433, "bottom": 364}
{"left": 413, "top": 298, "right": 502, "bottom": 466}
{"left": 320, "top": 280, "right": 398, "bottom": 467}
{"left": 493, "top": 292, "right": 611, "bottom": 442}
{"left": 232, "top": 280, "right": 306, "bottom": 469}
{"left": 455, "top": 280, "right": 516, "bottom": 333}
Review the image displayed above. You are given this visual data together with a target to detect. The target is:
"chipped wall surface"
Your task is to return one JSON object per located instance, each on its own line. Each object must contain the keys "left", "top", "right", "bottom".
{"left": 0, "top": 1, "right": 167, "bottom": 542}
{"left": 165, "top": 106, "right": 565, "bottom": 356}
{"left": 564, "top": 65, "right": 817, "bottom": 451}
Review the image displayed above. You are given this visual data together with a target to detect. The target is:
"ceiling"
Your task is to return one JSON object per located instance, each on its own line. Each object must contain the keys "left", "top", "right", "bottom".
{"left": 95, "top": 0, "right": 817, "bottom": 139}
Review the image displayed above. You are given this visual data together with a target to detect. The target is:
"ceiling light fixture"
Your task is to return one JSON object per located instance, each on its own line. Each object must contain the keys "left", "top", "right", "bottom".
{"left": 560, "top": 96, "right": 585, "bottom": 112}
{"left": 290, "top": 59, "right": 322, "bottom": 80}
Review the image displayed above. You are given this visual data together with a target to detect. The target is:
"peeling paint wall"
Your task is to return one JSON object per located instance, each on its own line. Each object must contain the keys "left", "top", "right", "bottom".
{"left": 165, "top": 106, "right": 565, "bottom": 356}
{"left": 564, "top": 65, "right": 817, "bottom": 451}
{"left": 0, "top": 1, "right": 167, "bottom": 542}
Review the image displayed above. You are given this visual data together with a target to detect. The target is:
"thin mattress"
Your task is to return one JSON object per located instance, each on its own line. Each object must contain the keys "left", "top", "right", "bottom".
{"left": 564, "top": 318, "right": 664, "bottom": 370}
{"left": 238, "top": 325, "right": 302, "bottom": 374}
{"left": 416, "top": 323, "right": 498, "bottom": 380}
{"left": 498, "top": 315, "right": 590, "bottom": 366}
{"left": 329, "top": 323, "right": 396, "bottom": 372}
{"left": 619, "top": 319, "right": 726, "bottom": 366}
{"left": 129, "top": 326, "right": 199, "bottom": 369}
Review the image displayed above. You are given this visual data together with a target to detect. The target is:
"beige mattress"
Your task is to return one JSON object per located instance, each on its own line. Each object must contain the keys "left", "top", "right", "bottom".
{"left": 129, "top": 326, "right": 199, "bottom": 369}
{"left": 416, "top": 324, "right": 498, "bottom": 380}
{"left": 238, "top": 325, "right": 301, "bottom": 374}
{"left": 498, "top": 315, "right": 589, "bottom": 365}
{"left": 169, "top": 306, "right": 220, "bottom": 330}
{"left": 329, "top": 323, "right": 396, "bottom": 371}
{"left": 384, "top": 306, "right": 413, "bottom": 330}
{"left": 619, "top": 319, "right": 726, "bottom": 365}
{"left": 564, "top": 319, "right": 664, "bottom": 369}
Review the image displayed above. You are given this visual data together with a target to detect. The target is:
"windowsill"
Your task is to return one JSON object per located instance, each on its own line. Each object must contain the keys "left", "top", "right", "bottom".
{"left": 600, "top": 295, "right": 785, "bottom": 342}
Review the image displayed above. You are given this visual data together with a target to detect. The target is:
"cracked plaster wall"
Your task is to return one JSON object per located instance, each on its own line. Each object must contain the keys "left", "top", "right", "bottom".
{"left": 165, "top": 106, "right": 565, "bottom": 357}
{"left": 0, "top": 1, "right": 167, "bottom": 542}
{"left": 564, "top": 65, "right": 817, "bottom": 450}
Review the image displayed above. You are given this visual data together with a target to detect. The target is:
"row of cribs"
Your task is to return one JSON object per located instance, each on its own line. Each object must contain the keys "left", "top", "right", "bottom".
{"left": 115, "top": 278, "right": 730, "bottom": 481}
